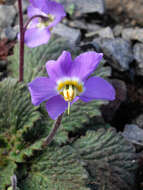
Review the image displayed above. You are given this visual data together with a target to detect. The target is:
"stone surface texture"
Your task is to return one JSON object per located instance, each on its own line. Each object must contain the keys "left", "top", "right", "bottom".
{"left": 134, "top": 114, "right": 143, "bottom": 129}
{"left": 123, "top": 124, "right": 143, "bottom": 146}
{"left": 53, "top": 23, "right": 81, "bottom": 45}
{"left": 59, "top": 0, "right": 105, "bottom": 16}
{"left": 0, "top": 5, "right": 16, "bottom": 28}
{"left": 14, "top": 0, "right": 29, "bottom": 13}
{"left": 113, "top": 25, "right": 123, "bottom": 37}
{"left": 93, "top": 38, "right": 133, "bottom": 71}
{"left": 122, "top": 28, "right": 143, "bottom": 43}
{"left": 0, "top": 25, "right": 19, "bottom": 40}
{"left": 133, "top": 43, "right": 143, "bottom": 76}
{"left": 105, "top": 0, "right": 143, "bottom": 25}
{"left": 86, "top": 26, "right": 114, "bottom": 38}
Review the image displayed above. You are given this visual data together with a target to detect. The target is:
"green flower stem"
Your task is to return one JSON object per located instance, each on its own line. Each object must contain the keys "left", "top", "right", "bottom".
{"left": 18, "top": 0, "right": 24, "bottom": 82}
{"left": 43, "top": 114, "right": 63, "bottom": 146}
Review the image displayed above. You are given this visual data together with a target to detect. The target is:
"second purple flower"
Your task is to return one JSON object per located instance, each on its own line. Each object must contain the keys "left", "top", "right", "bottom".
{"left": 25, "top": 0, "right": 66, "bottom": 47}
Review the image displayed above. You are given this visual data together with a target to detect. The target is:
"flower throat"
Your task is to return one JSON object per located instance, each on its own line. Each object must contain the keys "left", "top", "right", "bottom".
{"left": 57, "top": 78, "right": 84, "bottom": 115}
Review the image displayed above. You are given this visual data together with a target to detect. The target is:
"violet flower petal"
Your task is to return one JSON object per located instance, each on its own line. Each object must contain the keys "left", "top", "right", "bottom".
{"left": 27, "top": 5, "right": 45, "bottom": 25}
{"left": 80, "top": 76, "right": 115, "bottom": 102}
{"left": 27, "top": 4, "right": 44, "bottom": 18}
{"left": 46, "top": 95, "right": 79, "bottom": 120}
{"left": 24, "top": 27, "right": 51, "bottom": 48}
{"left": 25, "top": 1, "right": 65, "bottom": 48}
{"left": 71, "top": 52, "right": 103, "bottom": 80}
{"left": 43, "top": 1, "right": 66, "bottom": 28}
{"left": 46, "top": 95, "right": 68, "bottom": 120}
{"left": 29, "top": 0, "right": 47, "bottom": 9}
{"left": 46, "top": 51, "right": 73, "bottom": 81}
{"left": 28, "top": 77, "right": 57, "bottom": 106}
{"left": 29, "top": 0, "right": 66, "bottom": 29}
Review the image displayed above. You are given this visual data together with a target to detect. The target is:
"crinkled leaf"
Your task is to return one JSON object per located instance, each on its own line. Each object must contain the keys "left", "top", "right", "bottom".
{"left": 94, "top": 60, "right": 111, "bottom": 78}
{"left": 19, "top": 146, "right": 89, "bottom": 190}
{"left": 0, "top": 78, "right": 40, "bottom": 131}
{"left": 62, "top": 99, "right": 104, "bottom": 131}
{"left": 73, "top": 128, "right": 138, "bottom": 190}
{"left": 0, "top": 78, "right": 43, "bottom": 163}
{"left": 0, "top": 161, "right": 17, "bottom": 189}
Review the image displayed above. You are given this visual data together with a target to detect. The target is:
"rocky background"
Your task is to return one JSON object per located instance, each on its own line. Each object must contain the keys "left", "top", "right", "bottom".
{"left": 0, "top": 0, "right": 143, "bottom": 189}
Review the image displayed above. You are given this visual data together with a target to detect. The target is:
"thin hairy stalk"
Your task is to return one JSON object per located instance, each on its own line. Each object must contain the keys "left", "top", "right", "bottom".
{"left": 18, "top": 2, "right": 48, "bottom": 82}
{"left": 18, "top": 0, "right": 24, "bottom": 82}
{"left": 43, "top": 114, "right": 63, "bottom": 146}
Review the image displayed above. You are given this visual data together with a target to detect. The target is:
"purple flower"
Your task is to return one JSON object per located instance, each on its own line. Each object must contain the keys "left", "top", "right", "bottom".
{"left": 28, "top": 51, "right": 115, "bottom": 120}
{"left": 25, "top": 0, "right": 66, "bottom": 47}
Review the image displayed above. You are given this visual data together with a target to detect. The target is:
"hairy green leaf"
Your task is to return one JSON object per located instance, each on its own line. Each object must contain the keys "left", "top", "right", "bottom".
{"left": 0, "top": 78, "right": 43, "bottom": 163}
{"left": 62, "top": 99, "right": 104, "bottom": 131}
{"left": 19, "top": 146, "right": 89, "bottom": 190}
{"left": 73, "top": 128, "right": 137, "bottom": 190}
{"left": 0, "top": 161, "right": 17, "bottom": 189}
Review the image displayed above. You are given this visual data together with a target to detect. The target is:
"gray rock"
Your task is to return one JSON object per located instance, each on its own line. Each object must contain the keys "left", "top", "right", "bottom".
{"left": 92, "top": 38, "right": 133, "bottom": 71}
{"left": 98, "top": 27, "right": 114, "bottom": 39}
{"left": 113, "top": 25, "right": 123, "bottom": 37}
{"left": 69, "top": 20, "right": 87, "bottom": 30}
{"left": 59, "top": 0, "right": 105, "bottom": 16}
{"left": 52, "top": 23, "right": 81, "bottom": 45}
{"left": 134, "top": 114, "right": 143, "bottom": 129}
{"left": 133, "top": 43, "right": 143, "bottom": 76}
{"left": 87, "top": 23, "right": 102, "bottom": 32}
{"left": 14, "top": 14, "right": 28, "bottom": 26}
{"left": 86, "top": 26, "right": 114, "bottom": 38}
{"left": 122, "top": 28, "right": 143, "bottom": 43}
{"left": 14, "top": 0, "right": 29, "bottom": 13}
{"left": 105, "top": 0, "right": 143, "bottom": 26}
{"left": 0, "top": 25, "right": 19, "bottom": 40}
{"left": 91, "top": 37, "right": 101, "bottom": 51}
{"left": 123, "top": 124, "right": 143, "bottom": 146}
{"left": 0, "top": 5, "right": 16, "bottom": 28}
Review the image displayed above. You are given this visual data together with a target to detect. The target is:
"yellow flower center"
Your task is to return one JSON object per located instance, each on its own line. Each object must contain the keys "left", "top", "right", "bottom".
{"left": 62, "top": 84, "right": 77, "bottom": 101}
{"left": 37, "top": 14, "right": 55, "bottom": 28}
{"left": 57, "top": 78, "right": 84, "bottom": 114}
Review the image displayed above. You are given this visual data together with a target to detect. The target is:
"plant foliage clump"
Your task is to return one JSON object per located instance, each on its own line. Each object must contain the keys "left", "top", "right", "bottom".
{"left": 73, "top": 128, "right": 137, "bottom": 190}
{"left": 3, "top": 35, "right": 138, "bottom": 190}
{"left": 19, "top": 146, "right": 89, "bottom": 190}
{"left": 0, "top": 78, "right": 44, "bottom": 189}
